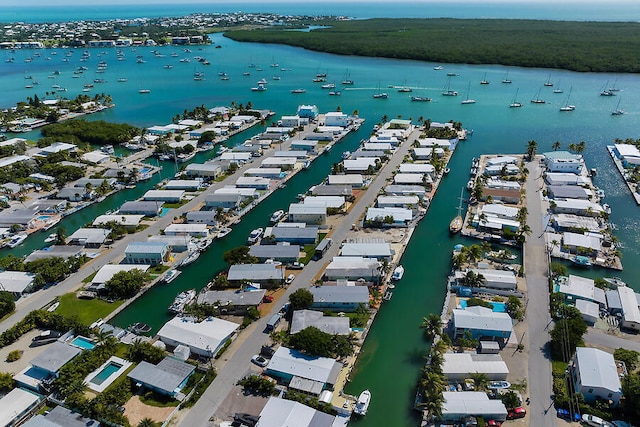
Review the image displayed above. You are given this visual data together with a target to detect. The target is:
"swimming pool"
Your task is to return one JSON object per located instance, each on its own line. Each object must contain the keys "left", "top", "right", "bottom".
{"left": 70, "top": 336, "right": 96, "bottom": 350}
{"left": 37, "top": 215, "right": 51, "bottom": 221}
{"left": 140, "top": 167, "right": 152, "bottom": 174}
{"left": 90, "top": 361, "right": 122, "bottom": 386}
{"left": 459, "top": 299, "right": 507, "bottom": 313}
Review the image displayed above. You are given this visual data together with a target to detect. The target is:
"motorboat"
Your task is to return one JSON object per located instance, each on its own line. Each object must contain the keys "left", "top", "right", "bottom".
{"left": 604, "top": 277, "right": 626, "bottom": 288}
{"left": 247, "top": 228, "right": 264, "bottom": 245}
{"left": 178, "top": 251, "right": 200, "bottom": 268}
{"left": 270, "top": 210, "right": 285, "bottom": 224}
{"left": 217, "top": 227, "right": 232, "bottom": 239}
{"left": 486, "top": 250, "right": 517, "bottom": 261}
{"left": 488, "top": 381, "right": 511, "bottom": 389}
{"left": 372, "top": 92, "right": 388, "bottom": 99}
{"left": 570, "top": 255, "right": 592, "bottom": 267}
{"left": 31, "top": 330, "right": 63, "bottom": 346}
{"left": 291, "top": 88, "right": 306, "bottom": 94}
{"left": 391, "top": 265, "right": 405, "bottom": 281}
{"left": 433, "top": 65, "right": 444, "bottom": 70}
{"left": 163, "top": 269, "right": 182, "bottom": 283}
{"left": 128, "top": 322, "right": 152, "bottom": 335}
{"left": 168, "top": 289, "right": 196, "bottom": 313}
{"left": 411, "top": 96, "right": 432, "bottom": 102}
{"left": 353, "top": 389, "right": 371, "bottom": 416}
{"left": 101, "top": 145, "right": 115, "bottom": 154}
{"left": 44, "top": 233, "right": 57, "bottom": 243}
{"left": 251, "top": 84, "right": 267, "bottom": 92}
{"left": 7, "top": 233, "right": 27, "bottom": 248}
{"left": 138, "top": 89, "right": 151, "bottom": 94}
{"left": 342, "top": 151, "right": 351, "bottom": 160}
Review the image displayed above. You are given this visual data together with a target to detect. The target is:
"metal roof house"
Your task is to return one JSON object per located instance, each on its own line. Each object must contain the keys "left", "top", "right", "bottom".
{"left": 249, "top": 243, "right": 300, "bottom": 263}
{"left": 197, "top": 289, "right": 266, "bottom": 315}
{"left": 204, "top": 193, "right": 242, "bottom": 211}
{"left": 128, "top": 356, "right": 195, "bottom": 398}
{"left": 327, "top": 174, "right": 363, "bottom": 187}
{"left": 556, "top": 275, "right": 607, "bottom": 308}
{"left": 547, "top": 185, "right": 592, "bottom": 200}
{"left": 256, "top": 397, "right": 338, "bottom": 427}
{"left": 288, "top": 203, "right": 327, "bottom": 225}
{"left": 164, "top": 179, "right": 203, "bottom": 190}
{"left": 618, "top": 286, "right": 640, "bottom": 332}
{"left": 124, "top": 241, "right": 170, "bottom": 266}
{"left": 543, "top": 151, "right": 583, "bottom": 174}
{"left": 310, "top": 285, "right": 370, "bottom": 312}
{"left": 22, "top": 405, "right": 100, "bottom": 427}
{"left": 67, "top": 228, "right": 109, "bottom": 248}
{"left": 290, "top": 309, "right": 351, "bottom": 335}
{"left": 186, "top": 210, "right": 218, "bottom": 226}
{"left": 143, "top": 190, "right": 185, "bottom": 203}
{"left": 451, "top": 306, "right": 513, "bottom": 344}
{"left": 365, "top": 207, "right": 413, "bottom": 226}
{"left": 93, "top": 214, "right": 145, "bottom": 227}
{"left": 0, "top": 271, "right": 36, "bottom": 298}
{"left": 118, "top": 201, "right": 162, "bottom": 216}
{"left": 91, "top": 265, "right": 150, "bottom": 287}
{"left": 0, "top": 388, "right": 41, "bottom": 427}
{"left": 441, "top": 392, "right": 508, "bottom": 422}
{"left": 324, "top": 256, "right": 381, "bottom": 282}
{"left": 442, "top": 353, "right": 509, "bottom": 381}
{"left": 570, "top": 347, "right": 623, "bottom": 407}
{"left": 157, "top": 316, "right": 240, "bottom": 358}
{"left": 468, "top": 268, "right": 517, "bottom": 291}
{"left": 265, "top": 347, "right": 342, "bottom": 391}
{"left": 227, "top": 264, "right": 283, "bottom": 285}
{"left": 235, "top": 176, "right": 271, "bottom": 190}
{"left": 551, "top": 199, "right": 604, "bottom": 217}
{"left": 340, "top": 242, "right": 393, "bottom": 260}
{"left": 545, "top": 172, "right": 590, "bottom": 186}
{"left": 164, "top": 223, "right": 209, "bottom": 238}
{"left": 265, "top": 225, "right": 319, "bottom": 244}
{"left": 185, "top": 163, "right": 222, "bottom": 178}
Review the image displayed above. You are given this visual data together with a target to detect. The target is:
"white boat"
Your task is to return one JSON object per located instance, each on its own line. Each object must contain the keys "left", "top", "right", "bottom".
{"left": 270, "top": 210, "right": 285, "bottom": 224}
{"left": 603, "top": 277, "right": 626, "bottom": 288}
{"left": 461, "top": 83, "right": 476, "bottom": 104}
{"left": 47, "top": 302, "right": 60, "bottom": 312}
{"left": 251, "top": 84, "right": 267, "bottom": 92}
{"left": 433, "top": 65, "right": 444, "bottom": 70}
{"left": 178, "top": 251, "right": 200, "bottom": 268}
{"left": 163, "top": 269, "right": 182, "bottom": 283}
{"left": 488, "top": 381, "right": 511, "bottom": 389}
{"left": 101, "top": 145, "right": 115, "bottom": 154}
{"left": 7, "top": 233, "right": 27, "bottom": 248}
{"left": 411, "top": 96, "right": 432, "bottom": 102}
{"left": 217, "top": 227, "right": 232, "bottom": 239}
{"left": 486, "top": 250, "right": 517, "bottom": 261}
{"left": 247, "top": 228, "right": 264, "bottom": 245}
{"left": 372, "top": 92, "right": 388, "bottom": 99}
{"left": 291, "top": 88, "right": 306, "bottom": 94}
{"left": 117, "top": 77, "right": 128, "bottom": 82}
{"left": 612, "top": 98, "right": 625, "bottom": 116}
{"left": 342, "top": 151, "right": 351, "bottom": 160}
{"left": 509, "top": 88, "right": 523, "bottom": 108}
{"left": 391, "top": 265, "right": 405, "bottom": 281}
{"left": 442, "top": 77, "right": 458, "bottom": 96}
{"left": 44, "top": 233, "right": 57, "bottom": 243}
{"left": 168, "top": 289, "right": 196, "bottom": 313}
{"left": 138, "top": 89, "right": 151, "bottom": 94}
{"left": 321, "top": 82, "right": 336, "bottom": 89}
{"left": 353, "top": 389, "right": 371, "bottom": 416}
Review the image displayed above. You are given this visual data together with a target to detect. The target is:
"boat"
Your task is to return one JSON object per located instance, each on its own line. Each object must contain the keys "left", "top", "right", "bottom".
{"left": 443, "top": 167, "right": 451, "bottom": 175}
{"left": 543, "top": 74, "right": 554, "bottom": 87}
{"left": 168, "top": 289, "right": 196, "bottom": 314}
{"left": 391, "top": 265, "right": 405, "bottom": 281}
{"left": 47, "top": 302, "right": 60, "bottom": 312}
{"left": 466, "top": 179, "right": 475, "bottom": 191}
{"left": 247, "top": 228, "right": 264, "bottom": 245}
{"left": 217, "top": 227, "right": 232, "bottom": 239}
{"left": 128, "top": 322, "right": 152, "bottom": 335}
{"left": 433, "top": 65, "right": 444, "bottom": 70}
{"left": 270, "top": 210, "right": 285, "bottom": 224}
{"left": 600, "top": 81, "right": 616, "bottom": 96}
{"left": 138, "top": 89, "right": 151, "bottom": 94}
{"left": 559, "top": 88, "right": 576, "bottom": 111}
{"left": 342, "top": 151, "right": 351, "bottom": 160}
{"left": 178, "top": 251, "right": 200, "bottom": 268}
{"left": 31, "top": 330, "right": 63, "bottom": 346}
{"left": 291, "top": 88, "right": 306, "bottom": 94}
{"left": 446, "top": 72, "right": 459, "bottom": 76}
{"left": 509, "top": 88, "right": 523, "bottom": 108}
{"left": 117, "top": 77, "right": 128, "bottom": 82}
{"left": 44, "top": 233, "right": 57, "bottom": 243}
{"left": 256, "top": 78, "right": 268, "bottom": 85}
{"left": 611, "top": 98, "right": 625, "bottom": 116}
{"left": 101, "top": 145, "right": 115, "bottom": 154}
{"left": 321, "top": 83, "right": 336, "bottom": 89}
{"left": 163, "top": 269, "right": 182, "bottom": 283}
{"left": 177, "top": 152, "right": 196, "bottom": 163}
{"left": 372, "top": 92, "right": 388, "bottom": 99}
{"left": 488, "top": 381, "right": 511, "bottom": 389}
{"left": 530, "top": 88, "right": 545, "bottom": 104}
{"left": 397, "top": 86, "right": 412, "bottom": 93}
{"left": 442, "top": 77, "right": 458, "bottom": 96}
{"left": 502, "top": 73, "right": 512, "bottom": 84}
{"left": 480, "top": 72, "right": 490, "bottom": 85}
{"left": 411, "top": 96, "right": 432, "bottom": 102}
{"left": 461, "top": 82, "right": 476, "bottom": 104}
{"left": 353, "top": 390, "right": 371, "bottom": 416}
{"left": 609, "top": 80, "right": 620, "bottom": 92}
{"left": 570, "top": 255, "right": 592, "bottom": 267}
{"left": 487, "top": 250, "right": 517, "bottom": 261}
{"left": 603, "top": 203, "right": 611, "bottom": 214}
{"left": 449, "top": 188, "right": 464, "bottom": 234}
{"left": 312, "top": 77, "right": 327, "bottom": 83}
{"left": 7, "top": 233, "right": 27, "bottom": 248}
{"left": 329, "top": 90, "right": 341, "bottom": 96}
{"left": 251, "top": 84, "right": 267, "bottom": 91}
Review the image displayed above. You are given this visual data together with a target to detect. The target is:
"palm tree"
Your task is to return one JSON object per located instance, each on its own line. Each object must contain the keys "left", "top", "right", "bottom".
{"left": 55, "top": 227, "right": 67, "bottom": 245}
{"left": 452, "top": 251, "right": 468, "bottom": 270}
{"left": 464, "top": 271, "right": 486, "bottom": 287}
{"left": 576, "top": 140, "right": 586, "bottom": 154}
{"left": 470, "top": 372, "right": 490, "bottom": 391}
{"left": 420, "top": 313, "right": 442, "bottom": 340}
{"left": 526, "top": 140, "right": 537, "bottom": 160}
{"left": 137, "top": 418, "right": 158, "bottom": 427}
{"left": 552, "top": 141, "right": 561, "bottom": 151}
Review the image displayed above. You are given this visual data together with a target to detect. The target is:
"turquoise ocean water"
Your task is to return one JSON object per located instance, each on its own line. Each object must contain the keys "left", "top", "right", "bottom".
{"left": 2, "top": 3, "right": 640, "bottom": 426}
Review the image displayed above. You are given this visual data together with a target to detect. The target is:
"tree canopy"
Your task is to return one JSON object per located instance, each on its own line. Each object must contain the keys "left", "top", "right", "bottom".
{"left": 105, "top": 269, "right": 149, "bottom": 299}
{"left": 289, "top": 288, "right": 314, "bottom": 310}
{"left": 223, "top": 246, "right": 258, "bottom": 265}
{"left": 288, "top": 326, "right": 354, "bottom": 358}
{"left": 41, "top": 119, "right": 138, "bottom": 146}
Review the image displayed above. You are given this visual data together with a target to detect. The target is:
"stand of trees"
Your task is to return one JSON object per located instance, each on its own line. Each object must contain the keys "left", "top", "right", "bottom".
{"left": 41, "top": 119, "right": 137, "bottom": 146}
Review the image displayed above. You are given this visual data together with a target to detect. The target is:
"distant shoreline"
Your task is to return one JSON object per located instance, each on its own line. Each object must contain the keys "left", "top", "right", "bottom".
{"left": 225, "top": 18, "right": 640, "bottom": 74}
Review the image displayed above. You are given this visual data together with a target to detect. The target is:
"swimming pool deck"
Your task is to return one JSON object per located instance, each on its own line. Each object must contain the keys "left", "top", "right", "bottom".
{"left": 84, "top": 356, "right": 132, "bottom": 393}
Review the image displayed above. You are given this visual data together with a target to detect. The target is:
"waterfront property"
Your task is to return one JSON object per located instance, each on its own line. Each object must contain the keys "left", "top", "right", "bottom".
{"left": 0, "top": 271, "right": 36, "bottom": 298}
{"left": 93, "top": 214, "right": 145, "bottom": 228}
{"left": 84, "top": 356, "right": 132, "bottom": 393}
{"left": 256, "top": 397, "right": 340, "bottom": 427}
{"left": 323, "top": 256, "right": 381, "bottom": 282}
{"left": 15, "top": 341, "right": 81, "bottom": 391}
{"left": 554, "top": 275, "right": 606, "bottom": 309}
{"left": 618, "top": 285, "right": 640, "bottom": 332}
{"left": 186, "top": 210, "right": 218, "bottom": 226}
{"left": 227, "top": 263, "right": 284, "bottom": 285}
{"left": 290, "top": 309, "right": 351, "bottom": 335}
{"left": 450, "top": 306, "right": 513, "bottom": 344}
{"left": 157, "top": 316, "right": 240, "bottom": 358}
{"left": 264, "top": 224, "right": 319, "bottom": 245}
{"left": 128, "top": 356, "right": 195, "bottom": 398}
{"left": 67, "top": 227, "right": 109, "bottom": 247}
{"left": 442, "top": 352, "right": 509, "bottom": 381}
{"left": 570, "top": 347, "right": 623, "bottom": 407}
{"left": 124, "top": 241, "right": 170, "bottom": 266}
{"left": 340, "top": 242, "right": 393, "bottom": 260}
{"left": 310, "top": 285, "right": 370, "bottom": 312}
{"left": 21, "top": 405, "right": 100, "bottom": 427}
{"left": 196, "top": 289, "right": 266, "bottom": 315}
{"left": 441, "top": 392, "right": 508, "bottom": 423}
{"left": 288, "top": 203, "right": 327, "bottom": 225}
{"left": 164, "top": 223, "right": 209, "bottom": 238}
{"left": 205, "top": 193, "right": 243, "bottom": 211}
{"left": 143, "top": 189, "right": 185, "bottom": 203}
{"left": 118, "top": 201, "right": 163, "bottom": 216}
{"left": 0, "top": 388, "right": 41, "bottom": 427}
{"left": 265, "top": 347, "right": 342, "bottom": 394}
{"left": 89, "top": 264, "right": 150, "bottom": 291}
{"left": 249, "top": 243, "right": 301, "bottom": 263}
{"left": 543, "top": 151, "right": 584, "bottom": 174}
{"left": 24, "top": 245, "right": 82, "bottom": 263}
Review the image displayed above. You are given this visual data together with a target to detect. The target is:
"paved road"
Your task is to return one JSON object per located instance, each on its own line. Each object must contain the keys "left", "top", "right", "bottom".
{"left": 584, "top": 330, "right": 640, "bottom": 352}
{"left": 524, "top": 159, "right": 556, "bottom": 427}
{"left": 0, "top": 131, "right": 303, "bottom": 335}
{"left": 178, "top": 128, "right": 422, "bottom": 427}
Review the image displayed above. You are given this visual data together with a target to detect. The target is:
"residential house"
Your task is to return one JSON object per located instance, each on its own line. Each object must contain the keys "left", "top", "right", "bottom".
{"left": 164, "top": 223, "right": 209, "bottom": 238}
{"left": 255, "top": 397, "right": 339, "bottom": 427}
{"left": 143, "top": 190, "right": 185, "bottom": 203}
{"left": 547, "top": 185, "right": 592, "bottom": 200}
{"left": 340, "top": 242, "right": 393, "bottom": 260}
{"left": 235, "top": 176, "right": 271, "bottom": 190}
{"left": 185, "top": 163, "right": 221, "bottom": 179}
{"left": 124, "top": 241, "right": 170, "bottom": 266}
{"left": 562, "top": 231, "right": 602, "bottom": 256}
{"left": 264, "top": 224, "right": 319, "bottom": 245}
{"left": 441, "top": 392, "right": 508, "bottom": 423}
{"left": 15, "top": 342, "right": 81, "bottom": 391}
{"left": 297, "top": 104, "right": 319, "bottom": 119}
{"left": 157, "top": 316, "right": 239, "bottom": 358}
{"left": 249, "top": 243, "right": 300, "bottom": 263}
{"left": 570, "top": 347, "right": 622, "bottom": 407}
{"left": 93, "top": 214, "right": 144, "bottom": 228}
{"left": 324, "top": 256, "right": 381, "bottom": 282}
{"left": 327, "top": 174, "right": 363, "bottom": 188}
{"left": 118, "top": 201, "right": 162, "bottom": 216}
{"left": 0, "top": 389, "right": 41, "bottom": 427}
{"left": 288, "top": 203, "right": 327, "bottom": 225}
{"left": 227, "top": 264, "right": 283, "bottom": 286}
{"left": 613, "top": 143, "right": 640, "bottom": 168}
{"left": 128, "top": 357, "right": 195, "bottom": 398}
{"left": 244, "top": 168, "right": 283, "bottom": 179}
{"left": 0, "top": 271, "right": 36, "bottom": 299}
{"left": 551, "top": 199, "right": 604, "bottom": 217}
{"left": 343, "top": 158, "right": 378, "bottom": 174}
{"left": 290, "top": 140, "right": 318, "bottom": 151}
{"left": 290, "top": 309, "right": 351, "bottom": 335}
{"left": 310, "top": 285, "right": 370, "bottom": 312}
{"left": 543, "top": 151, "right": 583, "bottom": 174}
{"left": 384, "top": 185, "right": 426, "bottom": 197}
{"left": 618, "top": 286, "right": 640, "bottom": 332}
{"left": 377, "top": 195, "right": 420, "bottom": 209}
{"left": 394, "top": 173, "right": 426, "bottom": 185}
{"left": 365, "top": 207, "right": 412, "bottom": 226}
{"left": 265, "top": 347, "right": 342, "bottom": 393}
{"left": 261, "top": 157, "right": 296, "bottom": 170}
{"left": 197, "top": 289, "right": 266, "bottom": 315}
{"left": 442, "top": 353, "right": 509, "bottom": 381}
{"left": 451, "top": 306, "right": 513, "bottom": 343}
{"left": 545, "top": 172, "right": 591, "bottom": 186}
{"left": 164, "top": 179, "right": 203, "bottom": 191}
{"left": 205, "top": 193, "right": 243, "bottom": 211}
{"left": 555, "top": 275, "right": 607, "bottom": 308}
{"left": 482, "top": 179, "right": 522, "bottom": 204}
{"left": 186, "top": 210, "right": 218, "bottom": 226}
{"left": 67, "top": 228, "right": 109, "bottom": 248}
{"left": 324, "top": 111, "right": 348, "bottom": 127}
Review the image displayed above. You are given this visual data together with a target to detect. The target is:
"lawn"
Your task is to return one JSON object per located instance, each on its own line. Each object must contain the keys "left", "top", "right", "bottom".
{"left": 55, "top": 293, "right": 124, "bottom": 326}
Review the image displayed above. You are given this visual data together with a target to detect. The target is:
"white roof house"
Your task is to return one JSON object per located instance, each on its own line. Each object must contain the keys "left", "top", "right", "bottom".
{"left": 265, "top": 347, "right": 342, "bottom": 387}
{"left": 571, "top": 347, "right": 622, "bottom": 407}
{"left": 324, "top": 256, "right": 381, "bottom": 281}
{"left": 220, "top": 152, "right": 252, "bottom": 162}
{"left": 290, "top": 310, "right": 351, "bottom": 335}
{"left": 394, "top": 173, "right": 425, "bottom": 185}
{"left": 67, "top": 228, "right": 109, "bottom": 247}
{"left": 562, "top": 232, "right": 602, "bottom": 253}
{"left": 487, "top": 156, "right": 518, "bottom": 166}
{"left": 92, "top": 265, "right": 150, "bottom": 285}
{"left": 0, "top": 271, "right": 36, "bottom": 296}
{"left": 164, "top": 179, "right": 203, "bottom": 190}
{"left": 81, "top": 150, "right": 110, "bottom": 164}
{"left": 164, "top": 223, "right": 209, "bottom": 237}
{"left": 343, "top": 158, "right": 378, "bottom": 173}
{"left": 545, "top": 172, "right": 590, "bottom": 186}
{"left": 143, "top": 190, "right": 185, "bottom": 202}
{"left": 481, "top": 203, "right": 519, "bottom": 219}
{"left": 469, "top": 268, "right": 517, "bottom": 290}
{"left": 557, "top": 275, "right": 607, "bottom": 307}
{"left": 327, "top": 174, "right": 363, "bottom": 187}
{"left": 214, "top": 186, "right": 259, "bottom": 198}
{"left": 416, "top": 137, "right": 452, "bottom": 149}
{"left": 575, "top": 299, "right": 600, "bottom": 325}
{"left": 235, "top": 176, "right": 271, "bottom": 189}
{"left": 340, "top": 242, "right": 393, "bottom": 260}
{"left": 261, "top": 157, "right": 297, "bottom": 169}
{"left": 398, "top": 163, "right": 435, "bottom": 175}
{"left": 157, "top": 316, "right": 239, "bottom": 357}
{"left": 302, "top": 196, "right": 346, "bottom": 209}
{"left": 442, "top": 353, "right": 509, "bottom": 381}
{"left": 244, "top": 168, "right": 282, "bottom": 178}
{"left": 441, "top": 392, "right": 508, "bottom": 422}
{"left": 363, "top": 142, "right": 392, "bottom": 151}
{"left": 0, "top": 388, "right": 41, "bottom": 427}
{"left": 256, "top": 397, "right": 338, "bottom": 427}
{"left": 614, "top": 143, "right": 640, "bottom": 166}
{"left": 93, "top": 214, "right": 144, "bottom": 227}
{"left": 365, "top": 207, "right": 413, "bottom": 225}
{"left": 618, "top": 285, "right": 640, "bottom": 332}
{"left": 552, "top": 199, "right": 604, "bottom": 216}
{"left": 377, "top": 195, "right": 420, "bottom": 208}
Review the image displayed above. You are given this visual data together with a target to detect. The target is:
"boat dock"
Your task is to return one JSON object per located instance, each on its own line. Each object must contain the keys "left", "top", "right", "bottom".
{"left": 606, "top": 145, "right": 640, "bottom": 205}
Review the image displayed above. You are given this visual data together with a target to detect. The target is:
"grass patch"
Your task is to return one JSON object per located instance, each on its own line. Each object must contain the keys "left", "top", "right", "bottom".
{"left": 82, "top": 271, "right": 98, "bottom": 283}
{"left": 139, "top": 390, "right": 179, "bottom": 408}
{"left": 148, "top": 264, "right": 170, "bottom": 276}
{"left": 301, "top": 245, "right": 316, "bottom": 264}
{"left": 162, "top": 201, "right": 187, "bottom": 209}
{"left": 55, "top": 293, "right": 124, "bottom": 326}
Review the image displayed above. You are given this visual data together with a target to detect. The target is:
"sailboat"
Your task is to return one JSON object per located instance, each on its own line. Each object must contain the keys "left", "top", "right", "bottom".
{"left": 480, "top": 72, "right": 490, "bottom": 85}
{"left": 372, "top": 82, "right": 388, "bottom": 99}
{"left": 342, "top": 70, "right": 354, "bottom": 85}
{"left": 441, "top": 77, "right": 458, "bottom": 96}
{"left": 611, "top": 98, "right": 625, "bottom": 116}
{"left": 552, "top": 79, "right": 563, "bottom": 94}
{"left": 559, "top": 87, "right": 576, "bottom": 111}
{"left": 609, "top": 79, "right": 620, "bottom": 92}
{"left": 530, "top": 88, "right": 545, "bottom": 104}
{"left": 461, "top": 82, "right": 476, "bottom": 104}
{"left": 544, "top": 74, "right": 554, "bottom": 87}
{"left": 449, "top": 188, "right": 464, "bottom": 234}
{"left": 599, "top": 81, "right": 616, "bottom": 96}
{"left": 509, "top": 88, "right": 522, "bottom": 108}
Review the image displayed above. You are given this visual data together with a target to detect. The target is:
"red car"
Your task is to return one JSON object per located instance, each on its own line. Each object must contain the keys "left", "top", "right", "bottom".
{"left": 507, "top": 407, "right": 527, "bottom": 419}
{"left": 486, "top": 421, "right": 502, "bottom": 427}
{"left": 262, "top": 295, "right": 273, "bottom": 303}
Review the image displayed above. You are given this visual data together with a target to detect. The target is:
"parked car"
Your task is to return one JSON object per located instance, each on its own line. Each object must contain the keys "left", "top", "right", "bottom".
{"left": 251, "top": 355, "right": 269, "bottom": 367}
{"left": 507, "top": 407, "right": 526, "bottom": 419}
{"left": 556, "top": 408, "right": 581, "bottom": 422}
{"left": 486, "top": 420, "right": 502, "bottom": 427}
{"left": 290, "top": 262, "right": 305, "bottom": 269}
{"left": 262, "top": 295, "right": 273, "bottom": 303}
{"left": 285, "top": 274, "right": 295, "bottom": 284}
{"left": 582, "top": 414, "right": 615, "bottom": 427}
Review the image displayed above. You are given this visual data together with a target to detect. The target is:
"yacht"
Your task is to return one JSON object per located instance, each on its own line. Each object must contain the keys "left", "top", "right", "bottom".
{"left": 291, "top": 88, "right": 306, "bottom": 94}
{"left": 372, "top": 92, "right": 388, "bottom": 99}
{"left": 117, "top": 77, "right": 128, "bottom": 82}
{"left": 449, "top": 189, "right": 464, "bottom": 234}
{"left": 461, "top": 82, "right": 476, "bottom": 104}
{"left": 101, "top": 145, "right": 115, "bottom": 155}
{"left": 7, "top": 233, "right": 28, "bottom": 248}
{"left": 269, "top": 210, "right": 285, "bottom": 224}
{"left": 433, "top": 65, "right": 444, "bottom": 70}
{"left": 353, "top": 390, "right": 371, "bottom": 416}
{"left": 442, "top": 78, "right": 458, "bottom": 96}
{"left": 480, "top": 73, "right": 490, "bottom": 85}
{"left": 411, "top": 96, "right": 432, "bottom": 102}
{"left": 342, "top": 151, "right": 351, "bottom": 160}
{"left": 530, "top": 88, "right": 545, "bottom": 104}
{"left": 216, "top": 227, "right": 232, "bottom": 239}
{"left": 251, "top": 84, "right": 267, "bottom": 92}
{"left": 178, "top": 250, "right": 200, "bottom": 268}
{"left": 163, "top": 269, "right": 182, "bottom": 283}
{"left": 44, "top": 233, "right": 58, "bottom": 243}
{"left": 391, "top": 265, "right": 405, "bottom": 281}
{"left": 247, "top": 228, "right": 264, "bottom": 245}
{"left": 138, "top": 89, "right": 151, "bottom": 94}
{"left": 321, "top": 83, "right": 336, "bottom": 89}
{"left": 168, "top": 289, "right": 196, "bottom": 313}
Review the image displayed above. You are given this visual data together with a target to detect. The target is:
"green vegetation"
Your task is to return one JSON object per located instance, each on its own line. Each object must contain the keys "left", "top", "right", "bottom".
{"left": 284, "top": 388, "right": 337, "bottom": 415}
{"left": 549, "top": 305, "right": 587, "bottom": 362}
{"left": 55, "top": 293, "right": 124, "bottom": 325}
{"left": 420, "top": 313, "right": 442, "bottom": 341}
{"left": 614, "top": 348, "right": 639, "bottom": 371}
{"left": 0, "top": 372, "right": 14, "bottom": 392}
{"left": 226, "top": 18, "right": 640, "bottom": 73}
{"left": 126, "top": 340, "right": 166, "bottom": 364}
{"left": 288, "top": 326, "right": 355, "bottom": 358}
{"left": 6, "top": 350, "right": 22, "bottom": 362}
{"left": 41, "top": 118, "right": 137, "bottom": 146}
{"left": 0, "top": 291, "right": 15, "bottom": 319}
{"left": 223, "top": 246, "right": 258, "bottom": 265}
{"left": 105, "top": 269, "right": 150, "bottom": 299}
{"left": 416, "top": 340, "right": 447, "bottom": 419}
{"left": 237, "top": 374, "right": 277, "bottom": 396}
{"left": 289, "top": 288, "right": 314, "bottom": 310}
{"left": 182, "top": 369, "right": 217, "bottom": 408}
{"left": 0, "top": 310, "right": 91, "bottom": 350}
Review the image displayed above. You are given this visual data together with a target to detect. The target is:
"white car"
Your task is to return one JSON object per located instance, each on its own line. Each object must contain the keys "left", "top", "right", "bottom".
{"left": 251, "top": 355, "right": 269, "bottom": 367}
{"left": 285, "top": 274, "right": 295, "bottom": 284}
{"left": 582, "top": 414, "right": 615, "bottom": 427}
